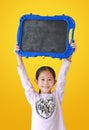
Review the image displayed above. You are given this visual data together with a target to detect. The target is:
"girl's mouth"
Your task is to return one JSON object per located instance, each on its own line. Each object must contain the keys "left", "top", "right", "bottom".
{"left": 42, "top": 86, "right": 50, "bottom": 88}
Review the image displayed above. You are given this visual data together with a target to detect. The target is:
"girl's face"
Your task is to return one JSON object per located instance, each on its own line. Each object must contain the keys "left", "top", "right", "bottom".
{"left": 36, "top": 70, "right": 56, "bottom": 94}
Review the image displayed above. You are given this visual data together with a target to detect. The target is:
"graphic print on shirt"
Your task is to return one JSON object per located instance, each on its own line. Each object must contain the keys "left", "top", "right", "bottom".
{"left": 36, "top": 96, "right": 55, "bottom": 119}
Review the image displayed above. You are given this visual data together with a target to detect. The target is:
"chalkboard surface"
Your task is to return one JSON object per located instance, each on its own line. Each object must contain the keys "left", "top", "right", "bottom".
{"left": 21, "top": 20, "right": 67, "bottom": 53}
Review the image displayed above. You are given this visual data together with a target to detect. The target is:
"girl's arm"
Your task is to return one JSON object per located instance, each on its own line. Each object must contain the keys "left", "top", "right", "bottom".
{"left": 14, "top": 45, "right": 32, "bottom": 90}
{"left": 14, "top": 45, "right": 37, "bottom": 104}
{"left": 56, "top": 42, "right": 76, "bottom": 103}
{"left": 56, "top": 59, "right": 71, "bottom": 103}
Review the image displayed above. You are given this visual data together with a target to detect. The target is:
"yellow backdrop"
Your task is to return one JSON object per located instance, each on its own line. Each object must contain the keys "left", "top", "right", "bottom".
{"left": 0, "top": 0, "right": 89, "bottom": 130}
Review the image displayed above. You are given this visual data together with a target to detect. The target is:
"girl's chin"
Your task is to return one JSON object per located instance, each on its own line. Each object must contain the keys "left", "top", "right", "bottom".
{"left": 41, "top": 88, "right": 51, "bottom": 93}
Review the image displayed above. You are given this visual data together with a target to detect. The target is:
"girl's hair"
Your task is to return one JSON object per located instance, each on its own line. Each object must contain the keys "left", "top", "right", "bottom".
{"left": 36, "top": 66, "right": 56, "bottom": 80}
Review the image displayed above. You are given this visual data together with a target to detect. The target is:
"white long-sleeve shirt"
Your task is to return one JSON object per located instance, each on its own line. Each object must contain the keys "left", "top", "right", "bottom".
{"left": 17, "top": 59, "right": 71, "bottom": 130}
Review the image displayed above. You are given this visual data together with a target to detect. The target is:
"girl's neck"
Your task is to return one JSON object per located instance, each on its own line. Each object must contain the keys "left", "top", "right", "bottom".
{"left": 39, "top": 90, "right": 51, "bottom": 94}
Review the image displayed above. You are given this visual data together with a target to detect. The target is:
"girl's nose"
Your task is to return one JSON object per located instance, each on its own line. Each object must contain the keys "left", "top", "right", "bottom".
{"left": 44, "top": 80, "right": 48, "bottom": 85}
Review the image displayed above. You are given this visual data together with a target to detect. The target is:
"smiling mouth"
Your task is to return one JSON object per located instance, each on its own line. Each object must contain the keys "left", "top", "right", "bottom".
{"left": 42, "top": 86, "right": 50, "bottom": 88}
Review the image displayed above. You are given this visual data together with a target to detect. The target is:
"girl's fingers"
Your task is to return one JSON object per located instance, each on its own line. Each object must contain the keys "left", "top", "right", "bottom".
{"left": 70, "top": 42, "right": 77, "bottom": 52}
{"left": 71, "top": 43, "right": 76, "bottom": 47}
{"left": 14, "top": 45, "right": 20, "bottom": 54}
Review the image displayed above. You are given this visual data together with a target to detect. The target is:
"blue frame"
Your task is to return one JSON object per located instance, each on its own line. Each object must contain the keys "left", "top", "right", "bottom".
{"left": 17, "top": 13, "right": 75, "bottom": 59}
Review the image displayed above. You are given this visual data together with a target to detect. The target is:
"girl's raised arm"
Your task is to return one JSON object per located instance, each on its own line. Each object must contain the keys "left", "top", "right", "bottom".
{"left": 56, "top": 42, "right": 76, "bottom": 103}
{"left": 14, "top": 45, "right": 37, "bottom": 105}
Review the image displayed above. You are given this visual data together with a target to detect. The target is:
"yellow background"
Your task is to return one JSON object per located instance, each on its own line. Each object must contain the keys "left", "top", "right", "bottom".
{"left": 0, "top": 0, "right": 89, "bottom": 130}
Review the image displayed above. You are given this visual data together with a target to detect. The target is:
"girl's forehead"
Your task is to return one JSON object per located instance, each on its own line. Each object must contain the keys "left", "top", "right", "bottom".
{"left": 39, "top": 70, "right": 54, "bottom": 77}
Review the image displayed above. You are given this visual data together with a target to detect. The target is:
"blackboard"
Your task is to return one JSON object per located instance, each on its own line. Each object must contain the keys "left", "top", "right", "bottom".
{"left": 17, "top": 14, "right": 75, "bottom": 59}
{"left": 21, "top": 20, "right": 67, "bottom": 53}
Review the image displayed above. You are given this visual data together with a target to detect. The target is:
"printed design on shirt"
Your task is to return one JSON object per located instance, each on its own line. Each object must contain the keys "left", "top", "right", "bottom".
{"left": 36, "top": 96, "right": 55, "bottom": 119}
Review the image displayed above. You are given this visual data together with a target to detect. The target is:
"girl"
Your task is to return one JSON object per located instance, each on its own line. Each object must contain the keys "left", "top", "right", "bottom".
{"left": 14, "top": 42, "right": 76, "bottom": 130}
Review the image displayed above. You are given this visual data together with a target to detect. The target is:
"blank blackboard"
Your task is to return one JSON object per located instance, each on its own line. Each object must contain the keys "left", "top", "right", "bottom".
{"left": 21, "top": 20, "right": 67, "bottom": 53}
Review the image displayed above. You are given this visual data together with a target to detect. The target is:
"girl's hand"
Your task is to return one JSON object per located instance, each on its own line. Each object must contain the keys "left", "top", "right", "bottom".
{"left": 14, "top": 44, "right": 23, "bottom": 65}
{"left": 14, "top": 45, "right": 20, "bottom": 55}
{"left": 70, "top": 42, "right": 76, "bottom": 50}
{"left": 66, "top": 42, "right": 77, "bottom": 62}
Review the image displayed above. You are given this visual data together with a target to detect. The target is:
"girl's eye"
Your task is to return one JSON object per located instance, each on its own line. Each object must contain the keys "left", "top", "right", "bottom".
{"left": 41, "top": 79, "right": 45, "bottom": 81}
{"left": 48, "top": 79, "right": 51, "bottom": 81}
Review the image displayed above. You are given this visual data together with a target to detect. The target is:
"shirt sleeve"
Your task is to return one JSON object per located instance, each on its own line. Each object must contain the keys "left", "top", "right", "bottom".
{"left": 56, "top": 59, "right": 71, "bottom": 103}
{"left": 17, "top": 64, "right": 37, "bottom": 105}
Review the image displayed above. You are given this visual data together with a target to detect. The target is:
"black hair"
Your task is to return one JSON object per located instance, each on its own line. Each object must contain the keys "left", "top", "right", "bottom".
{"left": 36, "top": 66, "right": 56, "bottom": 80}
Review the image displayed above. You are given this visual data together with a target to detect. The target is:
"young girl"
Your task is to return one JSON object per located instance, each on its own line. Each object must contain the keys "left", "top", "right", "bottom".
{"left": 14, "top": 42, "right": 76, "bottom": 130}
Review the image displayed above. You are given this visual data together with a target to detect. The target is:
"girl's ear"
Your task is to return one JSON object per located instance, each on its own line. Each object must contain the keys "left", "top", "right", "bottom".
{"left": 54, "top": 80, "right": 57, "bottom": 85}
{"left": 35, "top": 79, "right": 38, "bottom": 85}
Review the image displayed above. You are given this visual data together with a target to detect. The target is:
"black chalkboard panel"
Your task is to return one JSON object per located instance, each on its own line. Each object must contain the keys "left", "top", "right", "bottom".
{"left": 21, "top": 20, "right": 67, "bottom": 53}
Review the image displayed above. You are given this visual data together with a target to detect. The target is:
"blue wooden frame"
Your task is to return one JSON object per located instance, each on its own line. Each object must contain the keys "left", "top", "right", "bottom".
{"left": 17, "top": 13, "right": 75, "bottom": 59}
